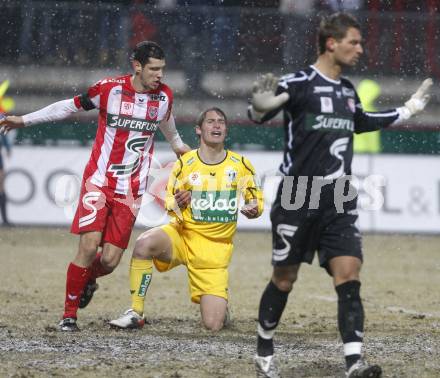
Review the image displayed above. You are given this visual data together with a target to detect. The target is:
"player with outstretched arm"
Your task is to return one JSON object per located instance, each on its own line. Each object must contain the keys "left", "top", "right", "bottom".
{"left": 248, "top": 13, "right": 432, "bottom": 378}
{"left": 0, "top": 41, "right": 190, "bottom": 331}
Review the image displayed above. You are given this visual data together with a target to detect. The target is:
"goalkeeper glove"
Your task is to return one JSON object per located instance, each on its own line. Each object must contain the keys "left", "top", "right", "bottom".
{"left": 251, "top": 73, "right": 290, "bottom": 113}
{"left": 399, "top": 78, "right": 433, "bottom": 120}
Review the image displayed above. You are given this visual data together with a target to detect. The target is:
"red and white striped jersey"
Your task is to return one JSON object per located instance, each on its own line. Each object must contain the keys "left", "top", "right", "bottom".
{"left": 73, "top": 74, "right": 173, "bottom": 196}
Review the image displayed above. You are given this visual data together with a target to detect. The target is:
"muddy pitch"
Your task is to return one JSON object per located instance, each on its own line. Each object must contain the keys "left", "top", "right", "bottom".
{"left": 0, "top": 228, "right": 439, "bottom": 377}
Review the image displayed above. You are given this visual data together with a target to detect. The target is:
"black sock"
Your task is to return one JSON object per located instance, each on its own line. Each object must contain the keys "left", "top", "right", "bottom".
{"left": 345, "top": 354, "right": 361, "bottom": 369}
{"left": 335, "top": 280, "right": 364, "bottom": 369}
{"left": 257, "top": 280, "right": 289, "bottom": 356}
{"left": 257, "top": 336, "right": 274, "bottom": 357}
{"left": 0, "top": 193, "right": 7, "bottom": 224}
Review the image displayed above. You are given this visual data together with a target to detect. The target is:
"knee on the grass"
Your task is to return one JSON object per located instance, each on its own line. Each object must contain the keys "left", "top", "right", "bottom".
{"left": 134, "top": 230, "right": 164, "bottom": 259}
{"left": 202, "top": 316, "right": 225, "bottom": 332}
{"left": 200, "top": 296, "right": 228, "bottom": 332}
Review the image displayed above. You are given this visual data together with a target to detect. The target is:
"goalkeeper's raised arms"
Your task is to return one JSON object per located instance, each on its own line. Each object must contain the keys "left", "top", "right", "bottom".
{"left": 398, "top": 78, "right": 433, "bottom": 120}
{"left": 251, "top": 73, "right": 290, "bottom": 113}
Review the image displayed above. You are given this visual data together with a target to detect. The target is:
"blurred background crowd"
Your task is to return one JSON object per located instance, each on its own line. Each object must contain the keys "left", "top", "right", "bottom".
{"left": 1, "top": 0, "right": 439, "bottom": 153}
{"left": 2, "top": 1, "right": 439, "bottom": 76}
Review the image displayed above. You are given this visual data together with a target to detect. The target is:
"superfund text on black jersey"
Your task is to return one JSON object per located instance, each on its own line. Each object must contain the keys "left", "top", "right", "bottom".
{"left": 255, "top": 66, "right": 400, "bottom": 179}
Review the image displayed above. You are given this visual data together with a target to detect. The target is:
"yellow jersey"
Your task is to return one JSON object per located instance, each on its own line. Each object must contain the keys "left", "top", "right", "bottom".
{"left": 165, "top": 149, "right": 263, "bottom": 242}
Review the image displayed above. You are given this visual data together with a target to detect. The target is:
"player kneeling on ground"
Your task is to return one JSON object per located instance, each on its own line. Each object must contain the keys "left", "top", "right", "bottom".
{"left": 110, "top": 107, "right": 263, "bottom": 331}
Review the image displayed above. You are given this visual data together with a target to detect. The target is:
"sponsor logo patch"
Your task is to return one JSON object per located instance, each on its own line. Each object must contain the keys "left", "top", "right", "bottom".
{"left": 347, "top": 98, "right": 356, "bottom": 113}
{"left": 188, "top": 171, "right": 201, "bottom": 185}
{"left": 101, "top": 78, "right": 125, "bottom": 85}
{"left": 306, "top": 114, "right": 354, "bottom": 132}
{"left": 313, "top": 86, "right": 333, "bottom": 93}
{"left": 147, "top": 105, "right": 159, "bottom": 119}
{"left": 138, "top": 273, "right": 151, "bottom": 296}
{"left": 79, "top": 191, "right": 102, "bottom": 228}
{"left": 120, "top": 101, "right": 134, "bottom": 116}
{"left": 107, "top": 114, "right": 159, "bottom": 132}
{"left": 225, "top": 167, "right": 237, "bottom": 183}
{"left": 342, "top": 87, "right": 355, "bottom": 97}
{"left": 191, "top": 190, "right": 238, "bottom": 223}
{"left": 320, "top": 96, "right": 334, "bottom": 113}
{"left": 149, "top": 94, "right": 166, "bottom": 101}
{"left": 108, "top": 135, "right": 151, "bottom": 177}
{"left": 112, "top": 89, "right": 134, "bottom": 97}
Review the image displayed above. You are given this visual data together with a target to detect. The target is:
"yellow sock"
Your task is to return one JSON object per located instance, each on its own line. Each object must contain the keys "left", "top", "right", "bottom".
{"left": 129, "top": 258, "right": 153, "bottom": 316}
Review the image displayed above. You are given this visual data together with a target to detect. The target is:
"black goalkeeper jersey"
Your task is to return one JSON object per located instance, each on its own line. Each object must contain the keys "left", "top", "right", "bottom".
{"left": 251, "top": 66, "right": 400, "bottom": 178}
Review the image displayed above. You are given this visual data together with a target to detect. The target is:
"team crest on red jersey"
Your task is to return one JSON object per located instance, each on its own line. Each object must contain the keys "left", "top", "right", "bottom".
{"left": 147, "top": 105, "right": 159, "bottom": 119}
{"left": 120, "top": 101, "right": 134, "bottom": 116}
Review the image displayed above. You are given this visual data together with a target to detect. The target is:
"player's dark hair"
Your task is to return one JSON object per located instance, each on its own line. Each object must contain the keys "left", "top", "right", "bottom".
{"left": 317, "top": 12, "right": 361, "bottom": 54}
{"left": 196, "top": 107, "right": 228, "bottom": 127}
{"left": 131, "top": 41, "right": 165, "bottom": 66}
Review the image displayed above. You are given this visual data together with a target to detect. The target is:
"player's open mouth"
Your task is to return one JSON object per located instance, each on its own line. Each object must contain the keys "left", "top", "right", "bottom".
{"left": 212, "top": 131, "right": 222, "bottom": 136}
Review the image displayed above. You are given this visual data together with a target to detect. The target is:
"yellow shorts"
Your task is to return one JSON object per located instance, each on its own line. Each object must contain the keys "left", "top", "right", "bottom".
{"left": 153, "top": 223, "right": 233, "bottom": 303}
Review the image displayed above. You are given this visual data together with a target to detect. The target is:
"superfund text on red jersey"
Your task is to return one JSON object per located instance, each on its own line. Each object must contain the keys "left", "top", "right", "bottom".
{"left": 73, "top": 74, "right": 173, "bottom": 197}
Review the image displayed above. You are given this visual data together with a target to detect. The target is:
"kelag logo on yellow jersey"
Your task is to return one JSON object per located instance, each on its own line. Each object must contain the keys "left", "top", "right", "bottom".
{"left": 191, "top": 190, "right": 238, "bottom": 223}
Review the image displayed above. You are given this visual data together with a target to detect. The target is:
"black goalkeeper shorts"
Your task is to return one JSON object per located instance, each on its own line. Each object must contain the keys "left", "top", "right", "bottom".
{"left": 270, "top": 187, "right": 362, "bottom": 275}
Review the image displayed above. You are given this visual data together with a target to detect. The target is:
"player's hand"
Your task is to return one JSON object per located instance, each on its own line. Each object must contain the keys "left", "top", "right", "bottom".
{"left": 174, "top": 189, "right": 191, "bottom": 209}
{"left": 240, "top": 200, "right": 259, "bottom": 219}
{"left": 251, "top": 73, "right": 290, "bottom": 113}
{"left": 0, "top": 115, "right": 25, "bottom": 135}
{"left": 173, "top": 143, "right": 191, "bottom": 157}
{"left": 404, "top": 78, "right": 433, "bottom": 116}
